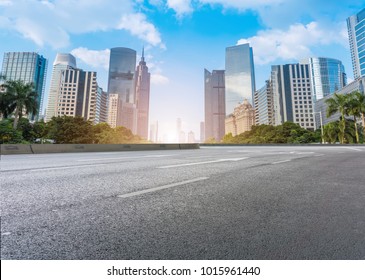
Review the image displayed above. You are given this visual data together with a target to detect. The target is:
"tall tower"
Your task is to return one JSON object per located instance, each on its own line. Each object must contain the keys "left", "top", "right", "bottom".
{"left": 225, "top": 43, "right": 256, "bottom": 115}
{"left": 107, "top": 47, "right": 137, "bottom": 133}
{"left": 46, "top": 53, "right": 76, "bottom": 122}
{"left": 1, "top": 52, "right": 47, "bottom": 120}
{"left": 135, "top": 47, "right": 151, "bottom": 139}
{"left": 347, "top": 8, "right": 365, "bottom": 78}
{"left": 204, "top": 69, "right": 226, "bottom": 142}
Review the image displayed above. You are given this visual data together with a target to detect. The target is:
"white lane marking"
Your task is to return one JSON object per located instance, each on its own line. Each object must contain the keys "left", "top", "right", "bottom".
{"left": 296, "top": 152, "right": 315, "bottom": 154}
{"left": 314, "top": 154, "right": 325, "bottom": 157}
{"left": 77, "top": 154, "right": 175, "bottom": 162}
{"left": 1, "top": 232, "right": 11, "bottom": 236}
{"left": 30, "top": 164, "right": 107, "bottom": 172}
{"left": 157, "top": 157, "right": 249, "bottom": 169}
{"left": 117, "top": 177, "right": 209, "bottom": 198}
{"left": 341, "top": 147, "right": 363, "bottom": 152}
{"left": 272, "top": 160, "right": 291, "bottom": 165}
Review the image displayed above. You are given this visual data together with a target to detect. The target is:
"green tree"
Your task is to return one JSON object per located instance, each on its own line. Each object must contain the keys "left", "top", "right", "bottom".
{"left": 325, "top": 93, "right": 350, "bottom": 144}
{"left": 0, "top": 119, "right": 24, "bottom": 144}
{"left": 1, "top": 80, "right": 38, "bottom": 129}
{"left": 323, "top": 122, "right": 339, "bottom": 144}
{"left": 351, "top": 91, "right": 365, "bottom": 138}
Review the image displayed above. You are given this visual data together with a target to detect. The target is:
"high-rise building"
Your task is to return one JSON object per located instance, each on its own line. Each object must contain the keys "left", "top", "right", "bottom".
{"left": 302, "top": 57, "right": 346, "bottom": 102}
{"left": 149, "top": 121, "right": 159, "bottom": 143}
{"left": 46, "top": 53, "right": 76, "bottom": 122}
{"left": 107, "top": 93, "right": 121, "bottom": 128}
{"left": 200, "top": 121, "right": 205, "bottom": 143}
{"left": 176, "top": 118, "right": 182, "bottom": 142}
{"left": 225, "top": 99, "right": 255, "bottom": 136}
{"left": 225, "top": 43, "right": 256, "bottom": 115}
{"left": 135, "top": 48, "right": 151, "bottom": 139}
{"left": 107, "top": 47, "right": 137, "bottom": 133}
{"left": 56, "top": 69, "right": 98, "bottom": 122}
{"left": 271, "top": 64, "right": 315, "bottom": 130}
{"left": 204, "top": 69, "right": 226, "bottom": 142}
{"left": 1, "top": 52, "right": 47, "bottom": 120}
{"left": 95, "top": 87, "right": 108, "bottom": 124}
{"left": 188, "top": 131, "right": 195, "bottom": 143}
{"left": 254, "top": 80, "right": 274, "bottom": 125}
{"left": 347, "top": 8, "right": 365, "bottom": 78}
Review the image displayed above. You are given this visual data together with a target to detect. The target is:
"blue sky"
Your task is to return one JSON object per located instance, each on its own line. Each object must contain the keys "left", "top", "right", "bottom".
{"left": 0, "top": 0, "right": 364, "bottom": 141}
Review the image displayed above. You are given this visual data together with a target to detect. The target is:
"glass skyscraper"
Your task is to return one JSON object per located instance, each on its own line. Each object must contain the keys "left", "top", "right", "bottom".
{"left": 1, "top": 52, "right": 47, "bottom": 120}
{"left": 347, "top": 8, "right": 365, "bottom": 78}
{"left": 302, "top": 57, "right": 347, "bottom": 102}
{"left": 225, "top": 43, "right": 256, "bottom": 116}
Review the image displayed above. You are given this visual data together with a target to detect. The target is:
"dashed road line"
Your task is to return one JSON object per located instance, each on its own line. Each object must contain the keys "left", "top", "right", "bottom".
{"left": 272, "top": 160, "right": 291, "bottom": 165}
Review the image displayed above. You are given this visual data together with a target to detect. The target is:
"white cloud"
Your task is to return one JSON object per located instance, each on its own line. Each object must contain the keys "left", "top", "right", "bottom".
{"left": 0, "top": 0, "right": 164, "bottom": 49}
{"left": 167, "top": 0, "right": 193, "bottom": 16}
{"left": 151, "top": 73, "right": 170, "bottom": 85}
{"left": 199, "top": 0, "right": 283, "bottom": 10}
{"left": 237, "top": 21, "right": 348, "bottom": 65}
{"left": 118, "top": 13, "right": 164, "bottom": 48}
{"left": 71, "top": 48, "right": 110, "bottom": 70}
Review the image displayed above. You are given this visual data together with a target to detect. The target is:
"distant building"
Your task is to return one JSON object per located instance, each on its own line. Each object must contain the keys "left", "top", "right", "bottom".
{"left": 204, "top": 69, "right": 225, "bottom": 142}
{"left": 95, "top": 87, "right": 108, "bottom": 124}
{"left": 46, "top": 53, "right": 76, "bottom": 122}
{"left": 1, "top": 52, "right": 47, "bottom": 121}
{"left": 179, "top": 131, "right": 186, "bottom": 143}
{"left": 188, "top": 131, "right": 195, "bottom": 143}
{"left": 200, "top": 121, "right": 205, "bottom": 143}
{"left": 149, "top": 121, "right": 159, "bottom": 143}
{"left": 254, "top": 80, "right": 274, "bottom": 125}
{"left": 176, "top": 118, "right": 182, "bottom": 142}
{"left": 347, "top": 8, "right": 365, "bottom": 78}
{"left": 225, "top": 99, "right": 255, "bottom": 136}
{"left": 107, "top": 93, "right": 121, "bottom": 128}
{"left": 302, "top": 57, "right": 346, "bottom": 102}
{"left": 225, "top": 43, "right": 256, "bottom": 115}
{"left": 134, "top": 48, "right": 151, "bottom": 140}
{"left": 271, "top": 64, "right": 315, "bottom": 130}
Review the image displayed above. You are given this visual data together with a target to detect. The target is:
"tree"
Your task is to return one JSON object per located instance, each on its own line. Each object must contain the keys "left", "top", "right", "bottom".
{"left": 351, "top": 91, "right": 365, "bottom": 138}
{"left": 1, "top": 80, "right": 38, "bottom": 129}
{"left": 325, "top": 93, "right": 350, "bottom": 144}
{"left": 0, "top": 119, "right": 24, "bottom": 144}
{"left": 347, "top": 92, "right": 363, "bottom": 143}
{"left": 323, "top": 122, "right": 339, "bottom": 144}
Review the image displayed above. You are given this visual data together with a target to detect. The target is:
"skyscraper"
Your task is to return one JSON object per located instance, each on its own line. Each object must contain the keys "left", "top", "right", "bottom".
{"left": 302, "top": 57, "right": 346, "bottom": 102}
{"left": 95, "top": 87, "right": 108, "bottom": 124}
{"left": 107, "top": 47, "right": 137, "bottom": 133}
{"left": 46, "top": 53, "right": 76, "bottom": 122}
{"left": 149, "top": 121, "right": 159, "bottom": 143}
{"left": 225, "top": 43, "right": 256, "bottom": 115}
{"left": 347, "top": 8, "right": 365, "bottom": 78}
{"left": 254, "top": 80, "right": 274, "bottom": 125}
{"left": 271, "top": 64, "right": 315, "bottom": 130}
{"left": 204, "top": 69, "right": 226, "bottom": 142}
{"left": 135, "top": 48, "right": 151, "bottom": 139}
{"left": 1, "top": 52, "right": 47, "bottom": 120}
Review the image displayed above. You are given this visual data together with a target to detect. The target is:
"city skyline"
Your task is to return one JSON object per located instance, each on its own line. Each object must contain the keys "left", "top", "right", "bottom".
{"left": 0, "top": 1, "right": 363, "bottom": 140}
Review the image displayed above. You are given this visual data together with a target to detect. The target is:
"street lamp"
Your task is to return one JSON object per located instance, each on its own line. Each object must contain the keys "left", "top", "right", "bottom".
{"left": 313, "top": 111, "right": 324, "bottom": 144}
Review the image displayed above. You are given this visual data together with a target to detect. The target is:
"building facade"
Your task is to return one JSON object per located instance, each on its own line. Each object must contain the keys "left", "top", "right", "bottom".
{"left": 254, "top": 80, "right": 274, "bottom": 125}
{"left": 134, "top": 49, "right": 151, "bottom": 139}
{"left": 225, "top": 43, "right": 256, "bottom": 115}
{"left": 271, "top": 64, "right": 315, "bottom": 130}
{"left": 302, "top": 57, "right": 346, "bottom": 102}
{"left": 149, "top": 121, "right": 159, "bottom": 143}
{"left": 225, "top": 99, "right": 255, "bottom": 136}
{"left": 95, "top": 87, "right": 108, "bottom": 124}
{"left": 107, "top": 47, "right": 137, "bottom": 133}
{"left": 1, "top": 52, "right": 47, "bottom": 120}
{"left": 46, "top": 53, "right": 76, "bottom": 122}
{"left": 347, "top": 8, "right": 365, "bottom": 78}
{"left": 204, "top": 69, "right": 226, "bottom": 142}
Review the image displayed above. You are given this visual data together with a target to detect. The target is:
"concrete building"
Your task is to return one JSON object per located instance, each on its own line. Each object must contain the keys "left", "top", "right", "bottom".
{"left": 107, "top": 47, "right": 137, "bottom": 133}
{"left": 302, "top": 57, "right": 347, "bottom": 102}
{"left": 200, "top": 121, "right": 205, "bottom": 143}
{"left": 95, "top": 87, "right": 108, "bottom": 124}
{"left": 225, "top": 99, "right": 255, "bottom": 136}
{"left": 225, "top": 43, "right": 256, "bottom": 115}
{"left": 254, "top": 80, "right": 274, "bottom": 125}
{"left": 1, "top": 52, "right": 47, "bottom": 120}
{"left": 347, "top": 8, "right": 365, "bottom": 78}
{"left": 46, "top": 53, "right": 76, "bottom": 122}
{"left": 134, "top": 48, "right": 151, "bottom": 140}
{"left": 204, "top": 69, "right": 226, "bottom": 142}
{"left": 271, "top": 64, "right": 315, "bottom": 130}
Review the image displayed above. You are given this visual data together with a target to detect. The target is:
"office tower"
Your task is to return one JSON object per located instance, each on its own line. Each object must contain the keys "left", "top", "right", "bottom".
{"left": 347, "top": 8, "right": 365, "bottom": 78}
{"left": 254, "top": 80, "right": 274, "bottom": 125}
{"left": 1, "top": 52, "right": 47, "bottom": 120}
{"left": 200, "top": 121, "right": 205, "bottom": 143}
{"left": 46, "top": 53, "right": 76, "bottom": 121}
{"left": 302, "top": 57, "right": 346, "bottom": 102}
{"left": 271, "top": 64, "right": 315, "bottom": 130}
{"left": 107, "top": 93, "right": 121, "bottom": 128}
{"left": 107, "top": 47, "right": 137, "bottom": 133}
{"left": 94, "top": 87, "right": 108, "bottom": 124}
{"left": 204, "top": 69, "right": 226, "bottom": 142}
{"left": 149, "top": 121, "right": 159, "bottom": 142}
{"left": 225, "top": 99, "right": 255, "bottom": 136}
{"left": 56, "top": 69, "right": 98, "bottom": 122}
{"left": 225, "top": 43, "right": 256, "bottom": 115}
{"left": 135, "top": 48, "right": 151, "bottom": 139}
{"left": 188, "top": 131, "right": 195, "bottom": 143}
{"left": 176, "top": 118, "right": 182, "bottom": 142}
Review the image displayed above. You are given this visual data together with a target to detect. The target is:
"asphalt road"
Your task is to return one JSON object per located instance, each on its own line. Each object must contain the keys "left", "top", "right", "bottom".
{"left": 1, "top": 145, "right": 365, "bottom": 260}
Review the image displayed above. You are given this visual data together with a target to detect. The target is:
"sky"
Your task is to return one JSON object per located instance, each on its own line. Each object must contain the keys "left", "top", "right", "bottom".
{"left": 0, "top": 0, "right": 364, "bottom": 142}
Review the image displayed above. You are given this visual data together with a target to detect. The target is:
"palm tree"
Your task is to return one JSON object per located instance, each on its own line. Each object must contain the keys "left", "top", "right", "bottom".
{"left": 352, "top": 91, "right": 365, "bottom": 138}
{"left": 347, "top": 92, "right": 362, "bottom": 143}
{"left": 323, "top": 122, "right": 339, "bottom": 144}
{"left": 325, "top": 93, "right": 350, "bottom": 144}
{"left": 1, "top": 80, "right": 38, "bottom": 129}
